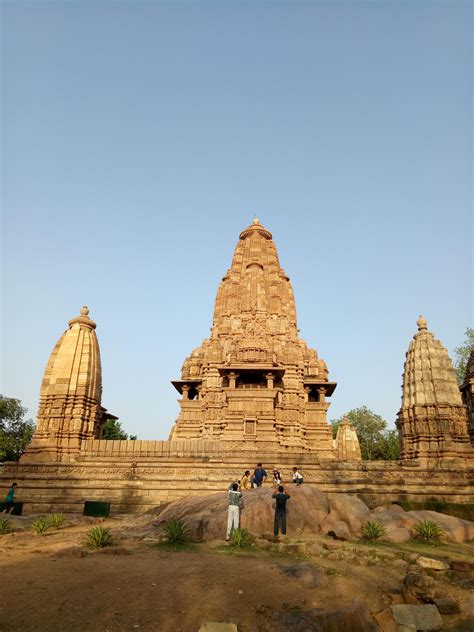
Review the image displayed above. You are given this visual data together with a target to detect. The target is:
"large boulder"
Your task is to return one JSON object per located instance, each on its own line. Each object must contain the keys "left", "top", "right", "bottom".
{"left": 153, "top": 486, "right": 331, "bottom": 541}
{"left": 369, "top": 508, "right": 474, "bottom": 543}
{"left": 151, "top": 487, "right": 474, "bottom": 544}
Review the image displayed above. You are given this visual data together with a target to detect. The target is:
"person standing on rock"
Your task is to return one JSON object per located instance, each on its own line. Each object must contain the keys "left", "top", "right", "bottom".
{"left": 272, "top": 485, "right": 290, "bottom": 537}
{"left": 251, "top": 463, "right": 267, "bottom": 488}
{"left": 226, "top": 483, "right": 242, "bottom": 541}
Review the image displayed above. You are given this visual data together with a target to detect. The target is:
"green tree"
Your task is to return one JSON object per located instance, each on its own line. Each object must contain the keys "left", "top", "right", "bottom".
{"left": 453, "top": 327, "right": 474, "bottom": 385}
{"left": 0, "top": 395, "right": 35, "bottom": 461}
{"left": 331, "top": 406, "right": 400, "bottom": 461}
{"left": 101, "top": 419, "right": 129, "bottom": 440}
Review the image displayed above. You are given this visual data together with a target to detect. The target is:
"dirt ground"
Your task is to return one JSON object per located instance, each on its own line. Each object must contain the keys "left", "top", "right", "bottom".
{"left": 0, "top": 515, "right": 473, "bottom": 632}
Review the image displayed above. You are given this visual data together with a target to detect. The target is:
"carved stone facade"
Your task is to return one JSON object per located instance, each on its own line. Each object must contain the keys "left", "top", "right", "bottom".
{"left": 396, "top": 316, "right": 472, "bottom": 467}
{"left": 334, "top": 418, "right": 362, "bottom": 461}
{"left": 168, "top": 219, "right": 336, "bottom": 455}
{"left": 21, "top": 307, "right": 114, "bottom": 463}
{"left": 460, "top": 348, "right": 474, "bottom": 444}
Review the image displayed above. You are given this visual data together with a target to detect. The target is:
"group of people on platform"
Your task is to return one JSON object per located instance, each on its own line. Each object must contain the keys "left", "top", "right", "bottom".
{"left": 226, "top": 463, "right": 304, "bottom": 541}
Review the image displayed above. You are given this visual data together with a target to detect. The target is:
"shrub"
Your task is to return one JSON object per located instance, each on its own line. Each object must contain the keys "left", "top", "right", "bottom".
{"left": 229, "top": 527, "right": 253, "bottom": 548}
{"left": 0, "top": 517, "right": 13, "bottom": 534}
{"left": 361, "top": 520, "right": 386, "bottom": 540}
{"left": 48, "top": 513, "right": 65, "bottom": 529}
{"left": 31, "top": 517, "right": 50, "bottom": 535}
{"left": 84, "top": 525, "right": 114, "bottom": 549}
{"left": 162, "top": 519, "right": 189, "bottom": 545}
{"left": 414, "top": 520, "right": 445, "bottom": 542}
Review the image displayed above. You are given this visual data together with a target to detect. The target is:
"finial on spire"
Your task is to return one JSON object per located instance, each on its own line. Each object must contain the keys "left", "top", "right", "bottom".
{"left": 252, "top": 217, "right": 260, "bottom": 225}
{"left": 68, "top": 305, "right": 96, "bottom": 329}
{"left": 417, "top": 315, "right": 427, "bottom": 331}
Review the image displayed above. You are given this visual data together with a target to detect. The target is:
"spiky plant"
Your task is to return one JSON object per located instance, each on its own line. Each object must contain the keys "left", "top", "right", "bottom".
{"left": 84, "top": 525, "right": 114, "bottom": 549}
{"left": 229, "top": 527, "right": 253, "bottom": 548}
{"left": 48, "top": 513, "right": 65, "bottom": 529}
{"left": 361, "top": 520, "right": 386, "bottom": 541}
{"left": 414, "top": 520, "right": 445, "bottom": 542}
{"left": 0, "top": 517, "right": 13, "bottom": 534}
{"left": 31, "top": 517, "right": 50, "bottom": 535}
{"left": 162, "top": 519, "right": 189, "bottom": 545}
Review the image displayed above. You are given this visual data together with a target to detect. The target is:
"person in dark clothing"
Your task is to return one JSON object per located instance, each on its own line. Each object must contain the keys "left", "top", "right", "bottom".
{"left": 3, "top": 482, "right": 17, "bottom": 514}
{"left": 272, "top": 485, "right": 290, "bottom": 536}
{"left": 251, "top": 463, "right": 267, "bottom": 488}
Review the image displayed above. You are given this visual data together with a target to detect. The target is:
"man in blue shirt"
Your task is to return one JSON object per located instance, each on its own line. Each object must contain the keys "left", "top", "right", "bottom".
{"left": 251, "top": 463, "right": 267, "bottom": 488}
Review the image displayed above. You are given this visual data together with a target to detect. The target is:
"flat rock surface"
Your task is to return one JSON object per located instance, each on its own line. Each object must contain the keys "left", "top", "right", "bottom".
{"left": 391, "top": 604, "right": 443, "bottom": 630}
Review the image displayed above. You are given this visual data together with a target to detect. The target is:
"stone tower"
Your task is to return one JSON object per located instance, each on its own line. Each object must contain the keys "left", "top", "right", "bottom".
{"left": 396, "top": 316, "right": 471, "bottom": 467}
{"left": 22, "top": 307, "right": 108, "bottom": 463}
{"left": 334, "top": 418, "right": 362, "bottom": 461}
{"left": 460, "top": 348, "right": 474, "bottom": 444}
{"left": 169, "top": 219, "right": 336, "bottom": 456}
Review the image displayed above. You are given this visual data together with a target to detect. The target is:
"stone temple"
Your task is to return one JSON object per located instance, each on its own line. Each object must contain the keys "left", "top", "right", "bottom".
{"left": 1, "top": 219, "right": 473, "bottom": 512}
{"left": 169, "top": 218, "right": 335, "bottom": 456}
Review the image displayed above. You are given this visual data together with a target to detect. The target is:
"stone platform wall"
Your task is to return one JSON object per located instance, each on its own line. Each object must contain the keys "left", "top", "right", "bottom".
{"left": 1, "top": 442, "right": 473, "bottom": 514}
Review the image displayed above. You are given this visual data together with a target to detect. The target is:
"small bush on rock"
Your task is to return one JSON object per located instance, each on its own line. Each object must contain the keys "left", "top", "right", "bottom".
{"left": 162, "top": 519, "right": 189, "bottom": 545}
{"left": 361, "top": 521, "right": 386, "bottom": 540}
{"left": 48, "top": 513, "right": 65, "bottom": 529}
{"left": 414, "top": 520, "right": 445, "bottom": 542}
{"left": 84, "top": 525, "right": 114, "bottom": 549}
{"left": 0, "top": 517, "right": 13, "bottom": 534}
{"left": 229, "top": 527, "right": 253, "bottom": 548}
{"left": 31, "top": 517, "right": 50, "bottom": 535}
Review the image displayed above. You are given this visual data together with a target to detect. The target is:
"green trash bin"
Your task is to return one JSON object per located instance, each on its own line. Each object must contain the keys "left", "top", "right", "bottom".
{"left": 83, "top": 501, "right": 110, "bottom": 517}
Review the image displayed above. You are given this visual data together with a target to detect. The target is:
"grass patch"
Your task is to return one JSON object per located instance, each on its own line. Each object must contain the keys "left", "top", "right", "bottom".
{"left": 361, "top": 520, "right": 386, "bottom": 541}
{"left": 229, "top": 528, "right": 253, "bottom": 548}
{"left": 48, "top": 513, "right": 66, "bottom": 529}
{"left": 31, "top": 517, "right": 50, "bottom": 535}
{"left": 84, "top": 525, "right": 114, "bottom": 549}
{"left": 0, "top": 517, "right": 13, "bottom": 534}
{"left": 414, "top": 519, "right": 445, "bottom": 543}
{"left": 162, "top": 519, "right": 189, "bottom": 545}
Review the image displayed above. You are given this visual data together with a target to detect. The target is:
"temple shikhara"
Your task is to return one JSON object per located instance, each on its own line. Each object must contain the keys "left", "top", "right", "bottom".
{"left": 1, "top": 219, "right": 473, "bottom": 512}
{"left": 169, "top": 219, "right": 335, "bottom": 455}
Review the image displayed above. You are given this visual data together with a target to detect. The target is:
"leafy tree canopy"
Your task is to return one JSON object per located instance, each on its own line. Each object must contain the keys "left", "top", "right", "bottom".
{"left": 331, "top": 405, "right": 400, "bottom": 461}
{"left": 453, "top": 327, "right": 474, "bottom": 385}
{"left": 0, "top": 395, "right": 35, "bottom": 462}
{"left": 101, "top": 419, "right": 137, "bottom": 440}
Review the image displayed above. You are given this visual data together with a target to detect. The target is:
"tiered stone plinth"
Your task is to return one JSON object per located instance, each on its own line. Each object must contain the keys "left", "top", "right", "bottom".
{"left": 1, "top": 439, "right": 473, "bottom": 514}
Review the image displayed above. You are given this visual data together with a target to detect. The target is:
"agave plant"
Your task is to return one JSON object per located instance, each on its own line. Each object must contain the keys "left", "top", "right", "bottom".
{"left": 31, "top": 517, "right": 50, "bottom": 535}
{"left": 414, "top": 520, "right": 445, "bottom": 542}
{"left": 162, "top": 519, "right": 189, "bottom": 545}
{"left": 0, "top": 517, "right": 13, "bottom": 534}
{"left": 229, "top": 527, "right": 253, "bottom": 548}
{"left": 84, "top": 525, "right": 114, "bottom": 549}
{"left": 361, "top": 520, "right": 386, "bottom": 541}
{"left": 48, "top": 513, "right": 65, "bottom": 529}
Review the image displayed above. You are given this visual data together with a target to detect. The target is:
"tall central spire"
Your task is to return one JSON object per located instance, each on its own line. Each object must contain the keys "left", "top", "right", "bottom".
{"left": 169, "top": 219, "right": 336, "bottom": 455}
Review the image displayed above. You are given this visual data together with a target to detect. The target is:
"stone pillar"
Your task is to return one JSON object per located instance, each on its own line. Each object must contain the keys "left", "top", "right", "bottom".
{"left": 228, "top": 372, "right": 239, "bottom": 388}
{"left": 304, "top": 386, "right": 311, "bottom": 402}
{"left": 317, "top": 387, "right": 326, "bottom": 403}
{"left": 181, "top": 385, "right": 190, "bottom": 400}
{"left": 265, "top": 372, "right": 275, "bottom": 389}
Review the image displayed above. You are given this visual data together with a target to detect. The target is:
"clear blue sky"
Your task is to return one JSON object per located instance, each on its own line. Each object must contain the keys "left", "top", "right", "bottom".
{"left": 1, "top": 1, "right": 472, "bottom": 439}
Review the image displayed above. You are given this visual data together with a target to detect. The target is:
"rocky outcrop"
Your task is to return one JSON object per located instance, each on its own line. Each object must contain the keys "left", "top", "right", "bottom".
{"left": 151, "top": 487, "right": 474, "bottom": 544}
